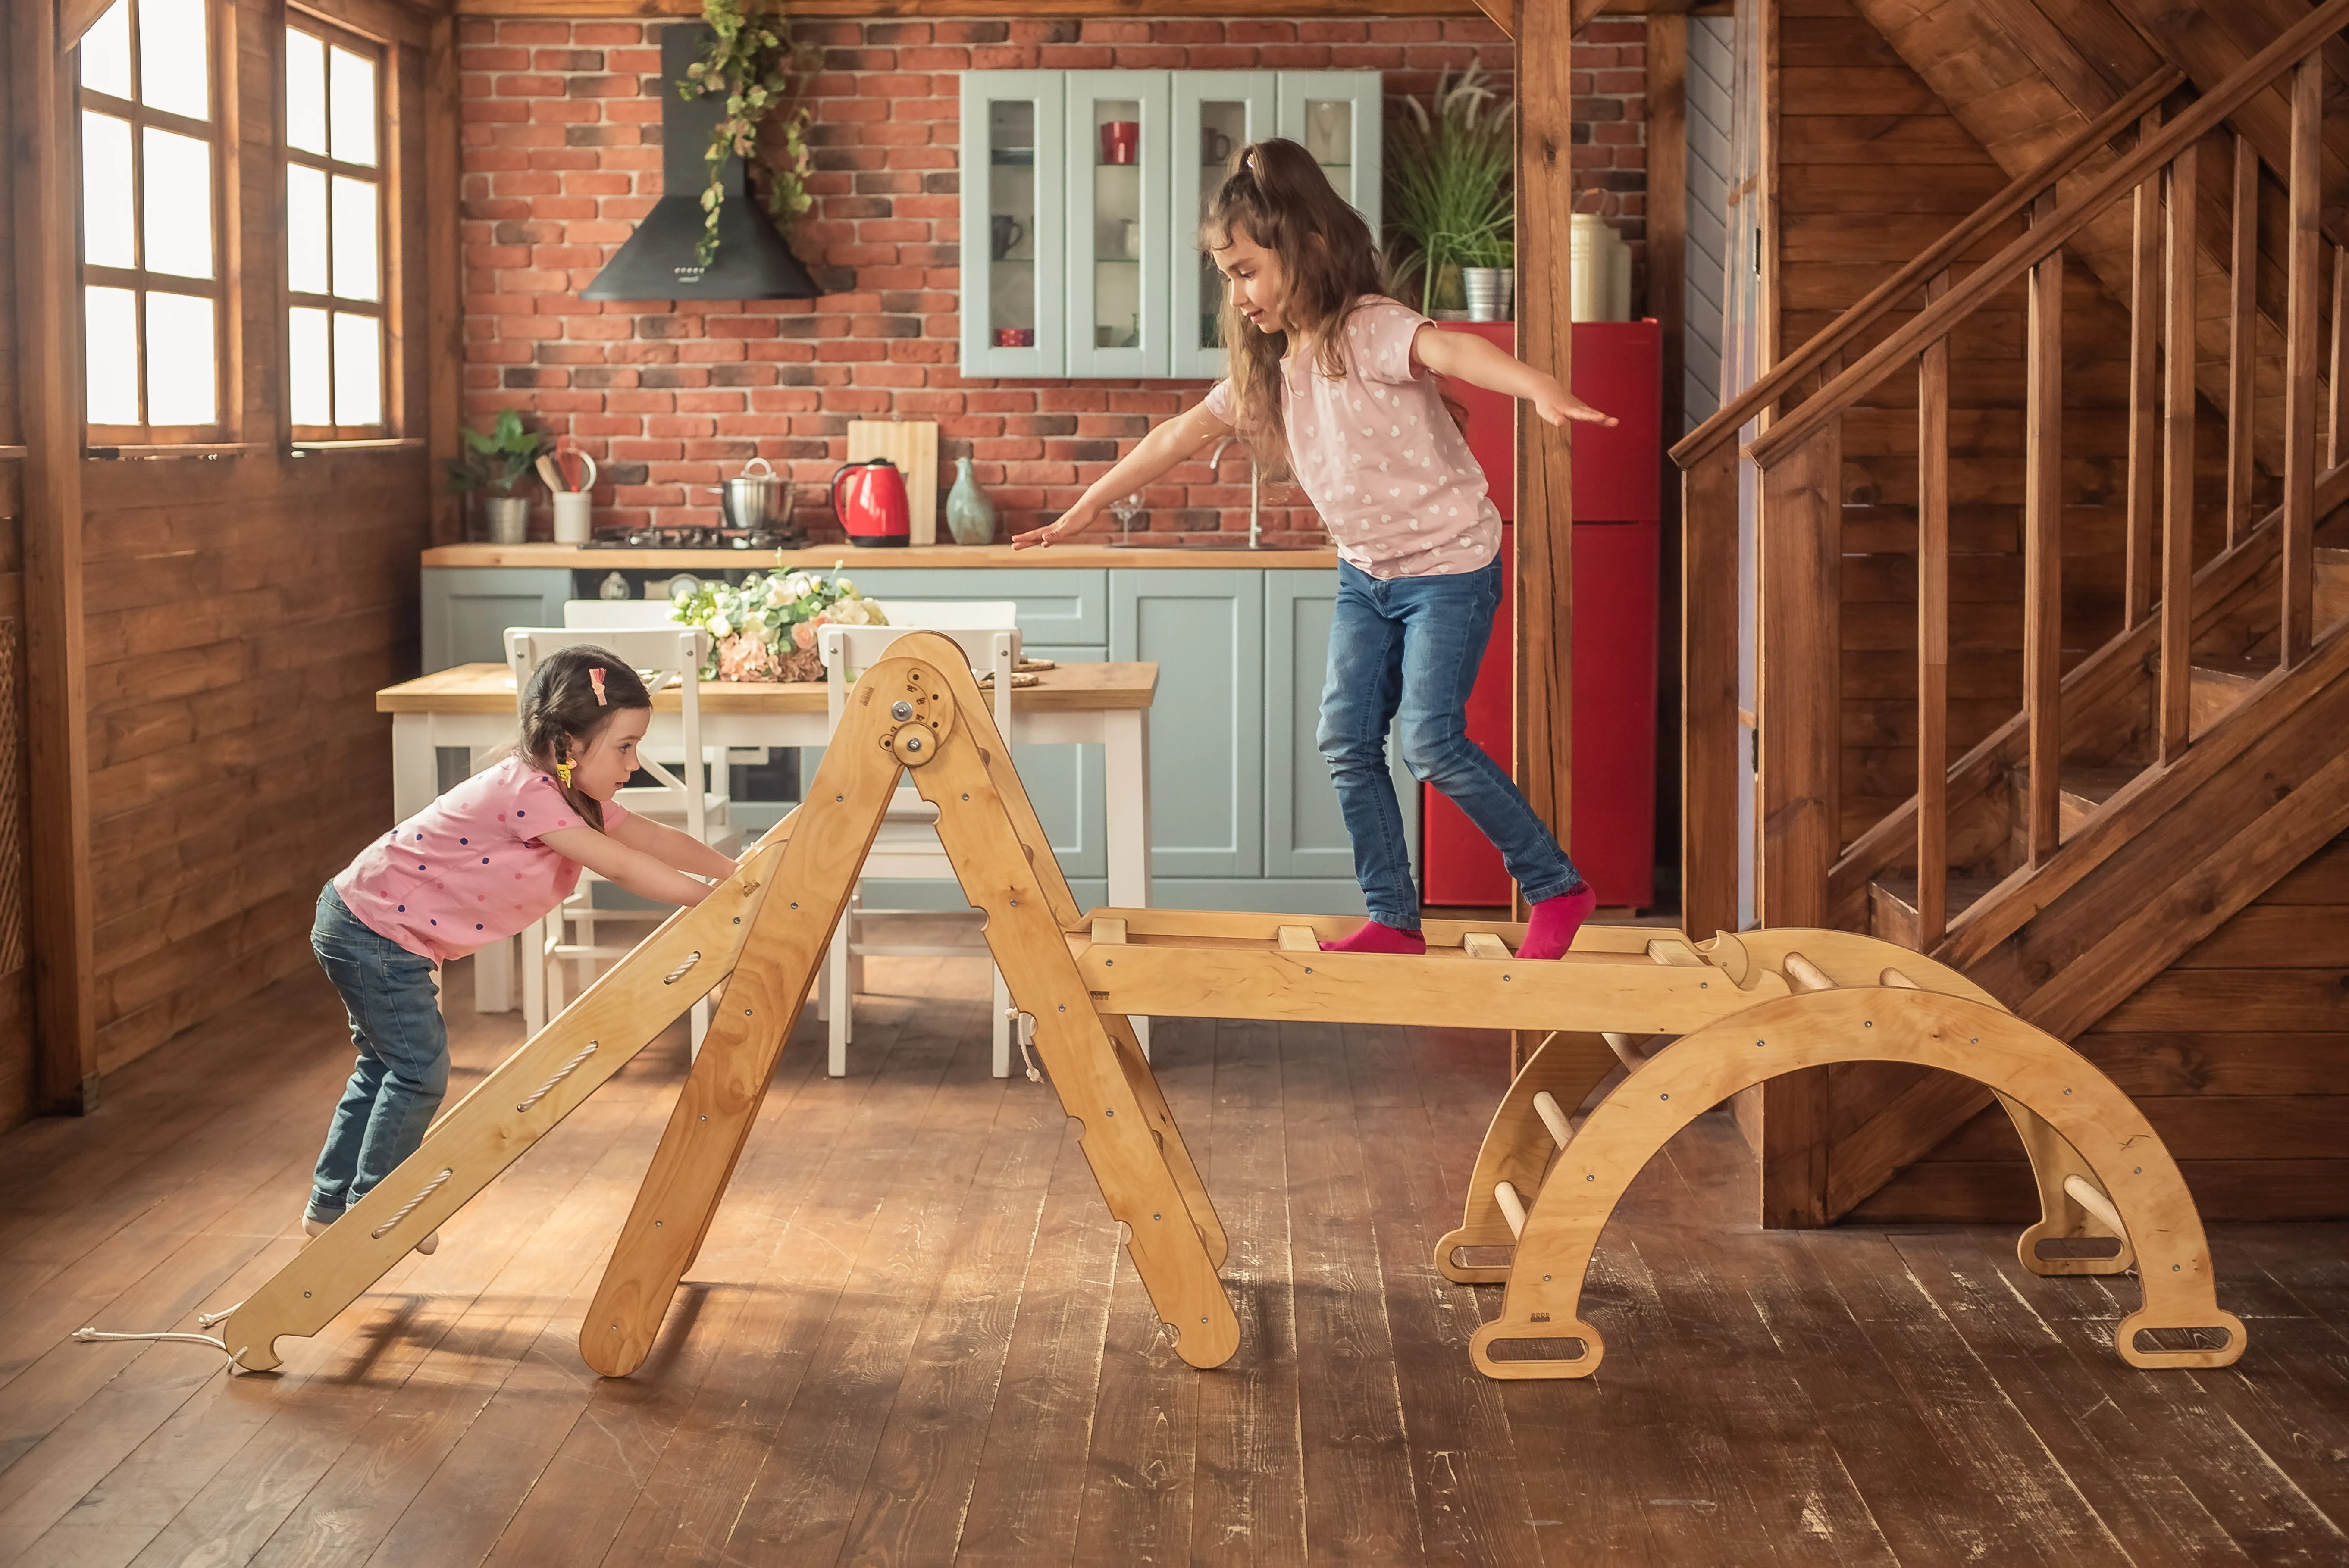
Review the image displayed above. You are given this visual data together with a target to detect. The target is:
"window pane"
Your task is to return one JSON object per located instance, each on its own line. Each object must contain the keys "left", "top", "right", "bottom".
{"left": 80, "top": 112, "right": 136, "bottom": 269}
{"left": 330, "top": 175, "right": 379, "bottom": 301}
{"left": 139, "top": 0, "right": 210, "bottom": 121}
{"left": 85, "top": 287, "right": 141, "bottom": 424}
{"left": 289, "top": 307, "right": 331, "bottom": 426}
{"left": 329, "top": 46, "right": 377, "bottom": 167}
{"left": 287, "top": 164, "right": 328, "bottom": 294}
{"left": 141, "top": 127, "right": 214, "bottom": 279}
{"left": 81, "top": 1, "right": 133, "bottom": 99}
{"left": 332, "top": 311, "right": 383, "bottom": 427}
{"left": 145, "top": 291, "right": 216, "bottom": 426}
{"left": 285, "top": 28, "right": 326, "bottom": 156}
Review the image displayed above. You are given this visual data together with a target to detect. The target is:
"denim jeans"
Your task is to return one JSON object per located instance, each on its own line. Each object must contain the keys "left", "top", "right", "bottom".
{"left": 307, "top": 881, "right": 449, "bottom": 1226}
{"left": 1319, "top": 557, "right": 1583, "bottom": 929}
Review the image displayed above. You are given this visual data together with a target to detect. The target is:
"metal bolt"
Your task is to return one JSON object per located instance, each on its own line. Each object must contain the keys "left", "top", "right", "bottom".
{"left": 655, "top": 1220, "right": 663, "bottom": 1227}
{"left": 1660, "top": 1092, "right": 1670, "bottom": 1101}
{"left": 1586, "top": 1173, "right": 1595, "bottom": 1182}
{"left": 304, "top": 1290, "right": 312, "bottom": 1298}
{"left": 745, "top": 1007, "right": 753, "bottom": 1016}
{"left": 1153, "top": 1213, "right": 1162, "bottom": 1220}
{"left": 962, "top": 793, "right": 970, "bottom": 801}
{"left": 1010, "top": 899, "right": 1018, "bottom": 907}
{"left": 1106, "top": 1108, "right": 1115, "bottom": 1116}
{"left": 1864, "top": 1020, "right": 1873, "bottom": 1029}
{"left": 905, "top": 735, "right": 924, "bottom": 753}
{"left": 2134, "top": 1167, "right": 2142, "bottom": 1175}
{"left": 1543, "top": 1274, "right": 1552, "bottom": 1282}
{"left": 2064, "top": 1087, "right": 2072, "bottom": 1095}
{"left": 700, "top": 1114, "right": 708, "bottom": 1121}
{"left": 2173, "top": 1264, "right": 2182, "bottom": 1273}
{"left": 835, "top": 794, "right": 843, "bottom": 802}
{"left": 892, "top": 700, "right": 913, "bottom": 720}
{"left": 1201, "top": 1316, "right": 1209, "bottom": 1324}
{"left": 1503, "top": 973, "right": 1512, "bottom": 982}
{"left": 1756, "top": 1039, "right": 1766, "bottom": 1048}
{"left": 1058, "top": 1005, "right": 1066, "bottom": 1013}
{"left": 1701, "top": 981, "right": 1709, "bottom": 989}
{"left": 1305, "top": 966, "right": 1313, "bottom": 974}
{"left": 733, "top": 917, "right": 741, "bottom": 924}
{"left": 1106, "top": 959, "right": 1114, "bottom": 966}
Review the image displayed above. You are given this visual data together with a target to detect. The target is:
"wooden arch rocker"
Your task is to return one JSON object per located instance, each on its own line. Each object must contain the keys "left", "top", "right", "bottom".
{"left": 210, "top": 634, "right": 2243, "bottom": 1383}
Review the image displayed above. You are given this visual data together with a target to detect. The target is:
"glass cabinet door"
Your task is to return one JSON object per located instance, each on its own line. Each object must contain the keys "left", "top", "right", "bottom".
{"left": 1170, "top": 72, "right": 1275, "bottom": 381}
{"left": 1275, "top": 72, "right": 1383, "bottom": 237}
{"left": 959, "top": 72, "right": 1065, "bottom": 376}
{"left": 1064, "top": 72, "right": 1170, "bottom": 379}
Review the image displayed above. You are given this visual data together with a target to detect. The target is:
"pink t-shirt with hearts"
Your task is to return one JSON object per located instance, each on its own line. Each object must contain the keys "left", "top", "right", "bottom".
{"left": 334, "top": 756, "right": 628, "bottom": 962}
{"left": 1204, "top": 296, "right": 1501, "bottom": 580}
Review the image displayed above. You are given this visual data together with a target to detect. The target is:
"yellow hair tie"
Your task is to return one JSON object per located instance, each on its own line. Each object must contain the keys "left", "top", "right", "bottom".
{"left": 555, "top": 758, "right": 573, "bottom": 788}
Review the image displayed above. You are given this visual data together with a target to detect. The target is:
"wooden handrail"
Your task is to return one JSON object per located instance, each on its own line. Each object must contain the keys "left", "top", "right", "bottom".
{"left": 1748, "top": 0, "right": 2349, "bottom": 469}
{"left": 1667, "top": 66, "right": 2182, "bottom": 471}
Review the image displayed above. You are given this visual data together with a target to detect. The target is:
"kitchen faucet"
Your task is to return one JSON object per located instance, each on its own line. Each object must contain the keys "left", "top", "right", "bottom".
{"left": 1207, "top": 434, "right": 1264, "bottom": 548}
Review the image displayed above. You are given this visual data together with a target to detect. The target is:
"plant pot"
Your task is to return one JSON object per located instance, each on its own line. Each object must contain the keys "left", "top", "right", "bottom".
{"left": 1462, "top": 267, "right": 1515, "bottom": 322}
{"left": 482, "top": 495, "right": 529, "bottom": 545}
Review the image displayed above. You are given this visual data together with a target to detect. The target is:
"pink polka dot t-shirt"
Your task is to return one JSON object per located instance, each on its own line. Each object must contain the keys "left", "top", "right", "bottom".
{"left": 334, "top": 756, "right": 627, "bottom": 963}
{"left": 1204, "top": 297, "right": 1501, "bottom": 580}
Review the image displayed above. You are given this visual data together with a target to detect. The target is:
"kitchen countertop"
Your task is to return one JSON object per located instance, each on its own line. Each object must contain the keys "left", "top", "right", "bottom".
{"left": 421, "top": 542, "right": 1342, "bottom": 570}
{"left": 382, "top": 660, "right": 1160, "bottom": 714}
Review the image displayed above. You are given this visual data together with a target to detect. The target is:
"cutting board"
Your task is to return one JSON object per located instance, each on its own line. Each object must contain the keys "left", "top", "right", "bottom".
{"left": 845, "top": 419, "right": 939, "bottom": 545}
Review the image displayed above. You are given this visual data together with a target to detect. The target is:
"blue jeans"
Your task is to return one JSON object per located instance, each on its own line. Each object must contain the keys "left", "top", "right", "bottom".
{"left": 1319, "top": 557, "right": 1582, "bottom": 928}
{"left": 307, "top": 882, "right": 449, "bottom": 1226}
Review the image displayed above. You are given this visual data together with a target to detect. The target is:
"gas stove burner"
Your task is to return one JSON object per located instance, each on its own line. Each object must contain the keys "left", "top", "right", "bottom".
{"left": 584, "top": 523, "right": 807, "bottom": 550}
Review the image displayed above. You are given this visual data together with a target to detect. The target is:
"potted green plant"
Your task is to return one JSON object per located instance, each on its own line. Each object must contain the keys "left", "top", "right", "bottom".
{"left": 1384, "top": 67, "right": 1515, "bottom": 320}
{"left": 447, "top": 410, "right": 549, "bottom": 545}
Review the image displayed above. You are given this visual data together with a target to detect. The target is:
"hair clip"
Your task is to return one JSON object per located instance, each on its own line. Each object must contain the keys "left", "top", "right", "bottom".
{"left": 555, "top": 757, "right": 573, "bottom": 788}
{"left": 588, "top": 667, "right": 608, "bottom": 706}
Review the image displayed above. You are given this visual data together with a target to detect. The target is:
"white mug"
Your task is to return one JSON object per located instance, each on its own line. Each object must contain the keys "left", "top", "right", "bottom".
{"left": 552, "top": 490, "right": 592, "bottom": 544}
{"left": 1118, "top": 218, "right": 1142, "bottom": 259}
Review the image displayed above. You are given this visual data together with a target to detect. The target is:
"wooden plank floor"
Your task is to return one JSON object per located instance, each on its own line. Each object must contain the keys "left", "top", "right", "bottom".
{"left": 3, "top": 943, "right": 2346, "bottom": 1566}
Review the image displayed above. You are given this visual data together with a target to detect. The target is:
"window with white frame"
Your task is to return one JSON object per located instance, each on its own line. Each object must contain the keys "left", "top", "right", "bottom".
{"left": 78, "top": 0, "right": 226, "bottom": 442}
{"left": 284, "top": 17, "right": 386, "bottom": 438}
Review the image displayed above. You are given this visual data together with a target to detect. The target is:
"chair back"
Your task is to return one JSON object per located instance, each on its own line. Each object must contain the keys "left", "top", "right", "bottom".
{"left": 563, "top": 598, "right": 680, "bottom": 629}
{"left": 504, "top": 626, "right": 711, "bottom": 838}
{"left": 871, "top": 599, "right": 1020, "bottom": 632}
{"left": 819, "top": 615, "right": 1019, "bottom": 740}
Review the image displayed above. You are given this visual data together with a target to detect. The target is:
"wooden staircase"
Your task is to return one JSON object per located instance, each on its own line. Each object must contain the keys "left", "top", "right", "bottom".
{"left": 1671, "top": 0, "right": 2349, "bottom": 1227}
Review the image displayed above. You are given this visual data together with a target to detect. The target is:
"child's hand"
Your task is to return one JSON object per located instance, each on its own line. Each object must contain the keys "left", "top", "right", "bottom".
{"left": 1013, "top": 506, "right": 1099, "bottom": 550}
{"left": 1531, "top": 380, "right": 1617, "bottom": 429}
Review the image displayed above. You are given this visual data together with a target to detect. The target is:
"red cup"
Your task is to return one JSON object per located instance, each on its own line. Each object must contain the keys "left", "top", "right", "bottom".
{"left": 1100, "top": 121, "right": 1140, "bottom": 165}
{"left": 994, "top": 326, "right": 1035, "bottom": 347}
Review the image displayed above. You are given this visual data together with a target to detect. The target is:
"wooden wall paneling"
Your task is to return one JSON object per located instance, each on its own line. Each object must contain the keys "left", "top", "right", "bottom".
{"left": 1512, "top": 0, "right": 1574, "bottom": 1072}
{"left": 1755, "top": 420, "right": 1838, "bottom": 1228}
{"left": 2023, "top": 193, "right": 2062, "bottom": 867}
{"left": 2160, "top": 143, "right": 2197, "bottom": 763}
{"left": 2280, "top": 54, "right": 2321, "bottom": 669}
{"left": 11, "top": 0, "right": 100, "bottom": 1113}
{"left": 2331, "top": 244, "right": 2347, "bottom": 469}
{"left": 425, "top": 13, "right": 460, "bottom": 545}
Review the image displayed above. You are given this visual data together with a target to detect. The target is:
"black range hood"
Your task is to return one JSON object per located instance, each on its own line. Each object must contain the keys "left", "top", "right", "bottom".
{"left": 580, "top": 25, "right": 821, "bottom": 302}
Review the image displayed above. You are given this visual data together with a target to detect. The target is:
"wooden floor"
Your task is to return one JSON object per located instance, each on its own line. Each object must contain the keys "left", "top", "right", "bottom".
{"left": 3, "top": 943, "right": 2347, "bottom": 1567}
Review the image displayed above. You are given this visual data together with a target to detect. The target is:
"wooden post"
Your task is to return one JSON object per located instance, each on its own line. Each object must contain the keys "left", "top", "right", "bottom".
{"left": 2281, "top": 55, "right": 2321, "bottom": 668}
{"left": 2024, "top": 194, "right": 2063, "bottom": 866}
{"left": 2226, "top": 133, "right": 2257, "bottom": 549}
{"left": 1915, "top": 275, "right": 1949, "bottom": 951}
{"left": 2124, "top": 114, "right": 2161, "bottom": 629}
{"left": 12, "top": 0, "right": 100, "bottom": 1112}
{"left": 1513, "top": 0, "right": 1573, "bottom": 1073}
{"left": 2160, "top": 149, "right": 2198, "bottom": 762}
{"left": 1680, "top": 452, "right": 1740, "bottom": 943}
{"left": 425, "top": 15, "right": 464, "bottom": 545}
{"left": 2330, "top": 244, "right": 2346, "bottom": 470}
{"left": 1755, "top": 423, "right": 1838, "bottom": 1228}
{"left": 1647, "top": 13, "right": 1688, "bottom": 927}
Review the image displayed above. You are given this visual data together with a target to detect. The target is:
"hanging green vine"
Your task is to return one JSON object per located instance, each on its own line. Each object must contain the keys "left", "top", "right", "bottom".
{"left": 680, "top": 0, "right": 818, "bottom": 268}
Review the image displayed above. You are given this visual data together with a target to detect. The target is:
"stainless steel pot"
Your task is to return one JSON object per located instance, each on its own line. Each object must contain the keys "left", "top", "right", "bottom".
{"left": 711, "top": 456, "right": 794, "bottom": 532}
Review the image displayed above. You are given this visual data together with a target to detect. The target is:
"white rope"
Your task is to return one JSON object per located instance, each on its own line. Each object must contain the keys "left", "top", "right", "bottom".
{"left": 516, "top": 1040, "right": 598, "bottom": 1113}
{"left": 371, "top": 1167, "right": 453, "bottom": 1240}
{"left": 72, "top": 1325, "right": 251, "bottom": 1372}
{"left": 1007, "top": 1009, "right": 1043, "bottom": 1083}
{"left": 662, "top": 951, "right": 702, "bottom": 985}
{"left": 196, "top": 1301, "right": 242, "bottom": 1327}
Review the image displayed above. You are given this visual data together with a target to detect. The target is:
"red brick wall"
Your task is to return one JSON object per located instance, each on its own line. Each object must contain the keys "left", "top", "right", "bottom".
{"left": 458, "top": 15, "right": 1644, "bottom": 545}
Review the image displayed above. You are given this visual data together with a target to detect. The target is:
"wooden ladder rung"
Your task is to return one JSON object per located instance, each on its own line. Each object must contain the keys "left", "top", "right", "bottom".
{"left": 1494, "top": 1179, "right": 1529, "bottom": 1240}
{"left": 1532, "top": 1089, "right": 1573, "bottom": 1149}
{"left": 2063, "top": 1174, "right": 2130, "bottom": 1242}
{"left": 1275, "top": 925, "right": 1320, "bottom": 953}
{"left": 1880, "top": 966, "right": 1920, "bottom": 990}
{"left": 1646, "top": 938, "right": 1707, "bottom": 967}
{"left": 1603, "top": 1031, "right": 1647, "bottom": 1069}
{"left": 1783, "top": 952, "right": 1837, "bottom": 992}
{"left": 1090, "top": 916, "right": 1128, "bottom": 945}
{"left": 1463, "top": 932, "right": 1514, "bottom": 959}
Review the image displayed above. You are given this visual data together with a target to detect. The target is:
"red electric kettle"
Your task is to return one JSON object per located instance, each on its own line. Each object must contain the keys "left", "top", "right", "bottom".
{"left": 830, "top": 458, "right": 911, "bottom": 548}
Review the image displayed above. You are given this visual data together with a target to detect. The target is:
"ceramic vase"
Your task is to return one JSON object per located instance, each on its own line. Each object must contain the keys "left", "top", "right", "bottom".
{"left": 946, "top": 455, "right": 998, "bottom": 546}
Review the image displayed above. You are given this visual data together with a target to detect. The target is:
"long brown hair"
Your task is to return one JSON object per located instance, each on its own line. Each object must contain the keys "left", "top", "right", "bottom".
{"left": 1201, "top": 138, "right": 1387, "bottom": 479}
{"left": 516, "top": 645, "right": 651, "bottom": 832}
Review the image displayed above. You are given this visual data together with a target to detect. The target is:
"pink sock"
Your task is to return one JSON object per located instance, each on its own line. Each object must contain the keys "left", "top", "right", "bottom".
{"left": 1320, "top": 920, "right": 1428, "bottom": 955}
{"left": 1517, "top": 885, "right": 1597, "bottom": 960}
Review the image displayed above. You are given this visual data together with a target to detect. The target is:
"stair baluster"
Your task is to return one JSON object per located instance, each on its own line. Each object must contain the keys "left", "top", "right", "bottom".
{"left": 2126, "top": 109, "right": 2162, "bottom": 631}
{"left": 2283, "top": 54, "right": 2324, "bottom": 669}
{"left": 2025, "top": 193, "right": 2065, "bottom": 868}
{"left": 2229, "top": 133, "right": 2260, "bottom": 550}
{"left": 1917, "top": 271, "right": 1951, "bottom": 950}
{"left": 2161, "top": 143, "right": 2199, "bottom": 764}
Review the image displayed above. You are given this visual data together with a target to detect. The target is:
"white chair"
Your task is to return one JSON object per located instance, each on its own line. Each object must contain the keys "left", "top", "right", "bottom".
{"left": 819, "top": 604, "right": 1021, "bottom": 1078}
{"left": 504, "top": 626, "right": 736, "bottom": 1049}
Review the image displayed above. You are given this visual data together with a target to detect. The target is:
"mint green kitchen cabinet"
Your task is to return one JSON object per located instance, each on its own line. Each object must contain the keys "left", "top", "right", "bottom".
{"left": 421, "top": 567, "right": 572, "bottom": 670}
{"left": 1109, "top": 567, "right": 1265, "bottom": 890}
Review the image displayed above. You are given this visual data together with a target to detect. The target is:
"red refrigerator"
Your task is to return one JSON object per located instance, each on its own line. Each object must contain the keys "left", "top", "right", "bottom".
{"left": 1422, "top": 319, "right": 1662, "bottom": 909}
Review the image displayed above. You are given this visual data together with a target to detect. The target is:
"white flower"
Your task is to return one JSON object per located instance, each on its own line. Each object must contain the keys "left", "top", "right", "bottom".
{"left": 835, "top": 577, "right": 855, "bottom": 595}
{"left": 708, "top": 614, "right": 732, "bottom": 638}
{"left": 783, "top": 574, "right": 812, "bottom": 601}
{"left": 765, "top": 580, "right": 790, "bottom": 607}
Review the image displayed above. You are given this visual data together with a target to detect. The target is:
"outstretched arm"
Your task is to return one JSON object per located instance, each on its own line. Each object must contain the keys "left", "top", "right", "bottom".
{"left": 1412, "top": 324, "right": 1618, "bottom": 429}
{"left": 1012, "top": 398, "right": 1234, "bottom": 549}
{"left": 538, "top": 823, "right": 716, "bottom": 907}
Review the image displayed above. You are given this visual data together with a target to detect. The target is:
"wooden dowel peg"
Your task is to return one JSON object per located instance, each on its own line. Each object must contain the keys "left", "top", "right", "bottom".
{"left": 2064, "top": 1173, "right": 2130, "bottom": 1243}
{"left": 1494, "top": 1180, "right": 1529, "bottom": 1240}
{"left": 1532, "top": 1090, "right": 1574, "bottom": 1149}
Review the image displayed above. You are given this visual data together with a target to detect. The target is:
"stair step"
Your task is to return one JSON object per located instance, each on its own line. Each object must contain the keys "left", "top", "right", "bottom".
{"left": 1868, "top": 873, "right": 2002, "bottom": 950}
{"left": 2191, "top": 657, "right": 2271, "bottom": 736}
{"left": 2003, "top": 763, "right": 2142, "bottom": 845}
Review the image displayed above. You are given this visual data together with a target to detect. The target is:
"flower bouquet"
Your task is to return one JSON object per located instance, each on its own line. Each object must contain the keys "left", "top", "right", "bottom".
{"left": 668, "top": 565, "right": 888, "bottom": 682}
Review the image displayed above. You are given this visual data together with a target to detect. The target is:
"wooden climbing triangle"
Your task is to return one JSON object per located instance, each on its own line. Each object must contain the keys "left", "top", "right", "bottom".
{"left": 216, "top": 633, "right": 2245, "bottom": 1382}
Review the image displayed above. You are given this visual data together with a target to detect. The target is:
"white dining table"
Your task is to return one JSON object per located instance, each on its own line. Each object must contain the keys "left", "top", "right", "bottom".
{"left": 375, "top": 661, "right": 1156, "bottom": 1044}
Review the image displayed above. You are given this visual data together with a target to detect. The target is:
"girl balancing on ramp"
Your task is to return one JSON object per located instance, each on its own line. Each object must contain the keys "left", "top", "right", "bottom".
{"left": 1015, "top": 138, "right": 1616, "bottom": 959}
{"left": 301, "top": 648, "right": 740, "bottom": 1252}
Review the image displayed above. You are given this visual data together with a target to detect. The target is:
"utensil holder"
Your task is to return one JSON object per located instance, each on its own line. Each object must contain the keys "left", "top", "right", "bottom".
{"left": 552, "top": 491, "right": 592, "bottom": 544}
